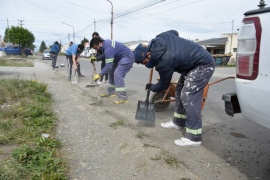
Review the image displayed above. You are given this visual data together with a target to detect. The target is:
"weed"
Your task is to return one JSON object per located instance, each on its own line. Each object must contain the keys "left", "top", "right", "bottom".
{"left": 143, "top": 143, "right": 160, "bottom": 149}
{"left": 160, "top": 149, "right": 179, "bottom": 168}
{"left": 0, "top": 78, "right": 67, "bottom": 179}
{"left": 109, "top": 119, "right": 125, "bottom": 128}
{"left": 136, "top": 131, "right": 149, "bottom": 139}
{"left": 0, "top": 159, "right": 28, "bottom": 180}
{"left": 150, "top": 154, "right": 161, "bottom": 161}
{"left": 0, "top": 58, "right": 34, "bottom": 67}
{"left": 104, "top": 110, "right": 113, "bottom": 115}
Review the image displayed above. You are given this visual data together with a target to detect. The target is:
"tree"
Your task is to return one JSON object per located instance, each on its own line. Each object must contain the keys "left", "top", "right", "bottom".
{"left": 39, "top": 41, "right": 47, "bottom": 52}
{"left": 5, "top": 26, "right": 35, "bottom": 49}
{"left": 81, "top": 37, "right": 89, "bottom": 45}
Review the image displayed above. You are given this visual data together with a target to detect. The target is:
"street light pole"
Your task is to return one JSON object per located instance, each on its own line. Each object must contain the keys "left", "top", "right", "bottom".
{"left": 61, "top": 22, "right": 75, "bottom": 43}
{"left": 107, "top": 0, "right": 113, "bottom": 40}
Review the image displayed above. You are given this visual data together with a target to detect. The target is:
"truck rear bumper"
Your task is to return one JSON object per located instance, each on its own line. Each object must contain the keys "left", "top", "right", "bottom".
{"left": 222, "top": 92, "right": 241, "bottom": 116}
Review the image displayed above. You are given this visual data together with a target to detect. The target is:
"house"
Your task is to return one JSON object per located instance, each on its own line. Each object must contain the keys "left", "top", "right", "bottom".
{"left": 123, "top": 40, "right": 149, "bottom": 51}
{"left": 196, "top": 33, "right": 238, "bottom": 65}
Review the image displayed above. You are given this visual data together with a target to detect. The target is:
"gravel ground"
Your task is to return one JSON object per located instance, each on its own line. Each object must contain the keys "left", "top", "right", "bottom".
{"left": 1, "top": 58, "right": 253, "bottom": 180}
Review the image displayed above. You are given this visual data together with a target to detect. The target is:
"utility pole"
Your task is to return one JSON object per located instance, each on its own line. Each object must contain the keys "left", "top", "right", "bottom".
{"left": 229, "top": 20, "right": 234, "bottom": 54}
{"left": 94, "top": 19, "right": 96, "bottom": 32}
{"left": 62, "top": 22, "right": 75, "bottom": 43}
{"left": 107, "top": 0, "right": 113, "bottom": 40}
{"left": 6, "top": 18, "right": 9, "bottom": 42}
{"left": 68, "top": 33, "right": 70, "bottom": 43}
{"left": 18, "top": 19, "right": 24, "bottom": 27}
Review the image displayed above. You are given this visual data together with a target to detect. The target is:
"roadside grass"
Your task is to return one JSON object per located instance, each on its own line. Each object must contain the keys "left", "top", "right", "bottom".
{"left": 150, "top": 149, "right": 179, "bottom": 168}
{"left": 109, "top": 119, "right": 125, "bottom": 128}
{"left": 0, "top": 78, "right": 67, "bottom": 179}
{"left": 0, "top": 57, "right": 34, "bottom": 67}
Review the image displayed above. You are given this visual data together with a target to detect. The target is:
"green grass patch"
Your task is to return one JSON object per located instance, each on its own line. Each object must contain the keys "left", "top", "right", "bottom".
{"left": 149, "top": 149, "right": 179, "bottom": 168}
{"left": 109, "top": 119, "right": 125, "bottom": 128}
{"left": 0, "top": 58, "right": 34, "bottom": 67}
{"left": 0, "top": 78, "right": 67, "bottom": 179}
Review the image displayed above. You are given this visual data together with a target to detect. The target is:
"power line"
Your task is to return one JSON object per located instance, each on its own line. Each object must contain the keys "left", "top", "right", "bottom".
{"left": 18, "top": 19, "right": 24, "bottom": 27}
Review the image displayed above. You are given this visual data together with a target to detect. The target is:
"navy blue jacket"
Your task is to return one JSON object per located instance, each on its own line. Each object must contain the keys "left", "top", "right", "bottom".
{"left": 149, "top": 30, "right": 214, "bottom": 92}
{"left": 50, "top": 43, "right": 60, "bottom": 54}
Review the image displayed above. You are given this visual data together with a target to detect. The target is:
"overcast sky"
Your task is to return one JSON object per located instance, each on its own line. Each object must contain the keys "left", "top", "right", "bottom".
{"left": 0, "top": 0, "right": 268, "bottom": 48}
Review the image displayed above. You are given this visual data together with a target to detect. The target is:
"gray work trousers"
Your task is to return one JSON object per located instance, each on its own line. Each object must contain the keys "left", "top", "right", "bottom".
{"left": 173, "top": 59, "right": 215, "bottom": 142}
{"left": 106, "top": 57, "right": 134, "bottom": 100}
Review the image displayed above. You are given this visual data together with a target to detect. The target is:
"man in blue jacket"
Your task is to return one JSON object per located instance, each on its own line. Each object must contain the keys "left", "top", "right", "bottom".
{"left": 90, "top": 37, "right": 134, "bottom": 104}
{"left": 65, "top": 44, "right": 85, "bottom": 81}
{"left": 134, "top": 30, "right": 215, "bottom": 147}
{"left": 50, "top": 41, "right": 60, "bottom": 70}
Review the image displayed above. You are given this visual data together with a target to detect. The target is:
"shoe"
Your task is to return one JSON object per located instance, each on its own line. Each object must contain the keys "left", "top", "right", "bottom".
{"left": 103, "top": 80, "right": 108, "bottom": 83}
{"left": 160, "top": 121, "right": 181, "bottom": 129}
{"left": 68, "top": 77, "right": 71, "bottom": 81}
{"left": 53, "top": 68, "right": 57, "bottom": 71}
{"left": 100, "top": 93, "right": 116, "bottom": 97}
{"left": 174, "top": 137, "right": 201, "bottom": 147}
{"left": 78, "top": 74, "right": 85, "bottom": 77}
{"left": 97, "top": 81, "right": 103, "bottom": 85}
{"left": 55, "top": 66, "right": 59, "bottom": 68}
{"left": 114, "top": 100, "right": 128, "bottom": 104}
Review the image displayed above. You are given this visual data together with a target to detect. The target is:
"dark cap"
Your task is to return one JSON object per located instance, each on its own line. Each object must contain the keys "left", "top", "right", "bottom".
{"left": 134, "top": 44, "right": 148, "bottom": 63}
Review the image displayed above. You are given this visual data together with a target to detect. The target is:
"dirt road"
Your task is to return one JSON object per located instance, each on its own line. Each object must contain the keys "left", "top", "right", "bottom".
{"left": 1, "top": 58, "right": 253, "bottom": 180}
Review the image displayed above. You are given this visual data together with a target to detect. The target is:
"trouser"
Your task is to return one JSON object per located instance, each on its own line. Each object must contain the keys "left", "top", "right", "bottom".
{"left": 50, "top": 52, "right": 58, "bottom": 68}
{"left": 105, "top": 57, "right": 134, "bottom": 100}
{"left": 173, "top": 59, "right": 215, "bottom": 142}
{"left": 66, "top": 56, "right": 80, "bottom": 79}
{"left": 100, "top": 59, "right": 108, "bottom": 82}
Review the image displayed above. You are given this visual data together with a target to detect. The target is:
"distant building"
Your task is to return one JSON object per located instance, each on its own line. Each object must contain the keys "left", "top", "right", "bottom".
{"left": 196, "top": 33, "right": 238, "bottom": 65}
{"left": 123, "top": 40, "right": 149, "bottom": 51}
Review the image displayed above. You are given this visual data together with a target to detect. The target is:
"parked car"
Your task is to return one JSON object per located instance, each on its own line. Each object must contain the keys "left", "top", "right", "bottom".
{"left": 0, "top": 46, "right": 21, "bottom": 55}
{"left": 42, "top": 50, "right": 51, "bottom": 60}
{"left": 222, "top": 1, "right": 270, "bottom": 129}
{"left": 25, "top": 48, "right": 33, "bottom": 56}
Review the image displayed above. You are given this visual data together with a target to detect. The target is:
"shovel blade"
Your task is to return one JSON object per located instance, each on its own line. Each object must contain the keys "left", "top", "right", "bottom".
{"left": 135, "top": 100, "right": 155, "bottom": 122}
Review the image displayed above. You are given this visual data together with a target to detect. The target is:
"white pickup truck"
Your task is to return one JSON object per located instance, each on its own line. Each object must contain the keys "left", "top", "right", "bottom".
{"left": 223, "top": 1, "right": 270, "bottom": 129}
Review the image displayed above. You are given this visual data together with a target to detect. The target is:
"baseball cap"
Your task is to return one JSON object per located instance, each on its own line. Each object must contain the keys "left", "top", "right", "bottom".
{"left": 134, "top": 44, "right": 148, "bottom": 63}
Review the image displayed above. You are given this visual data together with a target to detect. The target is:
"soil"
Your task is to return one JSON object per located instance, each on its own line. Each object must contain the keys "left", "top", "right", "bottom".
{"left": 0, "top": 58, "right": 250, "bottom": 180}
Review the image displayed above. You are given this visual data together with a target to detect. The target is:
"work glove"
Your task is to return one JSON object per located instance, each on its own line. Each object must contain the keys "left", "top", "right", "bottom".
{"left": 93, "top": 74, "right": 101, "bottom": 82}
{"left": 90, "top": 56, "right": 97, "bottom": 63}
{"left": 145, "top": 83, "right": 152, "bottom": 91}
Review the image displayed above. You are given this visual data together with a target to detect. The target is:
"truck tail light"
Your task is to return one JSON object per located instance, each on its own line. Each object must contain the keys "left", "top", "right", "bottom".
{"left": 236, "top": 17, "right": 261, "bottom": 80}
{"left": 237, "top": 55, "right": 253, "bottom": 76}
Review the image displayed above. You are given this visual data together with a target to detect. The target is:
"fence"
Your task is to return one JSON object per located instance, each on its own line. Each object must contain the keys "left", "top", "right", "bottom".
{"left": 212, "top": 54, "right": 232, "bottom": 66}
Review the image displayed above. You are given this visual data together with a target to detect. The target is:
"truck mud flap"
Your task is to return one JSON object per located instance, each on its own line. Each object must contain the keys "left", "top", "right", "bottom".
{"left": 222, "top": 92, "right": 241, "bottom": 116}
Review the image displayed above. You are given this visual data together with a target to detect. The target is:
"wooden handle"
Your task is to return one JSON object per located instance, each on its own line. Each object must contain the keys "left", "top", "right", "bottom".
{"left": 91, "top": 62, "right": 97, "bottom": 74}
{"left": 148, "top": 68, "right": 154, "bottom": 84}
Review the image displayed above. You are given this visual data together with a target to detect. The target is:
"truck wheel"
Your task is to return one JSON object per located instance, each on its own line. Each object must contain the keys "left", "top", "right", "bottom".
{"left": 150, "top": 91, "right": 170, "bottom": 112}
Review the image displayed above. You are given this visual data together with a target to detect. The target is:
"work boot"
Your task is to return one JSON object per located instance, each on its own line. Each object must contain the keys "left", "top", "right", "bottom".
{"left": 100, "top": 93, "right": 116, "bottom": 97}
{"left": 114, "top": 99, "right": 128, "bottom": 104}
{"left": 174, "top": 137, "right": 201, "bottom": 147}
{"left": 160, "top": 121, "right": 181, "bottom": 129}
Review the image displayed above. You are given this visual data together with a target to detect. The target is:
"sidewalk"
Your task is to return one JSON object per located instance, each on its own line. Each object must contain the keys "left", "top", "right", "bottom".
{"left": 0, "top": 58, "right": 199, "bottom": 179}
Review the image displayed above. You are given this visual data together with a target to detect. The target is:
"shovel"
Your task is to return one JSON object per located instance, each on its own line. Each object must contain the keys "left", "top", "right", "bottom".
{"left": 135, "top": 68, "right": 155, "bottom": 122}
{"left": 86, "top": 61, "right": 98, "bottom": 88}
{"left": 60, "top": 58, "right": 65, "bottom": 67}
{"left": 71, "top": 69, "right": 78, "bottom": 84}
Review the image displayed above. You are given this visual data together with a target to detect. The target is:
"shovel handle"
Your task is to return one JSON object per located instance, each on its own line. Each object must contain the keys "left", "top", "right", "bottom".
{"left": 91, "top": 61, "right": 97, "bottom": 75}
{"left": 145, "top": 68, "right": 154, "bottom": 103}
{"left": 148, "top": 68, "right": 154, "bottom": 84}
